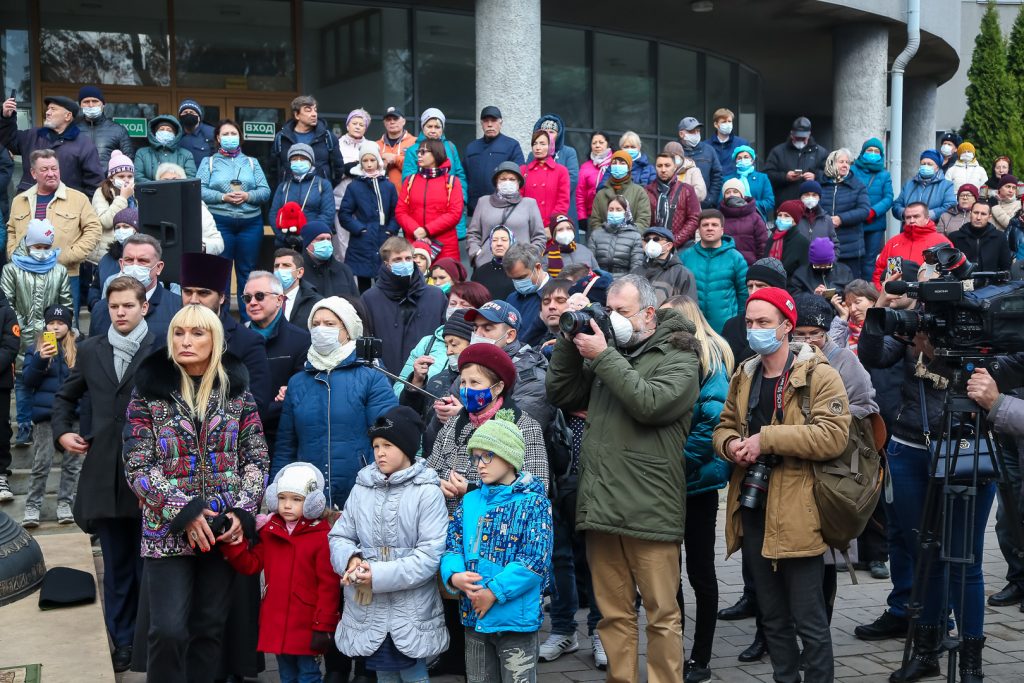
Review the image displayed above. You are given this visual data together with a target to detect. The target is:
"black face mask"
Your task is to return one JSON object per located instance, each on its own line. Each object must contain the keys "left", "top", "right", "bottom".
{"left": 725, "top": 196, "right": 746, "bottom": 208}
{"left": 180, "top": 113, "right": 200, "bottom": 128}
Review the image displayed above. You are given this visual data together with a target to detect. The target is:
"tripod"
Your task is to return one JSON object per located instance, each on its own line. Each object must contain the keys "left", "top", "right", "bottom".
{"left": 899, "top": 357, "right": 1024, "bottom": 682}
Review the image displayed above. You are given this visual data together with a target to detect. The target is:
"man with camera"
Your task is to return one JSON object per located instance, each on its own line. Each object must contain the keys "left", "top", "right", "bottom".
{"left": 713, "top": 287, "right": 850, "bottom": 683}
{"left": 546, "top": 274, "right": 701, "bottom": 683}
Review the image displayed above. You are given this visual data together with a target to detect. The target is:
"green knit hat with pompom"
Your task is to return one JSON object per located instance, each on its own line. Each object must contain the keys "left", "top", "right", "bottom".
{"left": 466, "top": 414, "right": 525, "bottom": 471}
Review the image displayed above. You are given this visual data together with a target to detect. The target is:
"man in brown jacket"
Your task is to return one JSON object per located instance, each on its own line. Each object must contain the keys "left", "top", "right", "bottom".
{"left": 713, "top": 286, "right": 850, "bottom": 683}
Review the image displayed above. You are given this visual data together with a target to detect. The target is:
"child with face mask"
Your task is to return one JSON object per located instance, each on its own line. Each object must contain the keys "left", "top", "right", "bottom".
{"left": 544, "top": 214, "right": 598, "bottom": 277}
{"left": 87, "top": 206, "right": 138, "bottom": 310}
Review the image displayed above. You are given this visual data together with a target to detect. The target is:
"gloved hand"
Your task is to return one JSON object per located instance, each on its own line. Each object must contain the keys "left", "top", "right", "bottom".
{"left": 310, "top": 630, "right": 333, "bottom": 653}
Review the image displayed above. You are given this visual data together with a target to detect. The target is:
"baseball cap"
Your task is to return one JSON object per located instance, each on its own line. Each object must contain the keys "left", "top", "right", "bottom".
{"left": 791, "top": 116, "right": 812, "bottom": 138}
{"left": 383, "top": 106, "right": 404, "bottom": 119}
{"left": 480, "top": 106, "right": 502, "bottom": 120}
{"left": 464, "top": 300, "right": 522, "bottom": 330}
{"left": 678, "top": 116, "right": 702, "bottom": 132}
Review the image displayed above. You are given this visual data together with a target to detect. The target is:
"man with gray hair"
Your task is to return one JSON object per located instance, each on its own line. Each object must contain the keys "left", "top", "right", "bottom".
{"left": 88, "top": 232, "right": 182, "bottom": 338}
{"left": 546, "top": 273, "right": 702, "bottom": 682}
{"left": 503, "top": 242, "right": 549, "bottom": 347}
{"left": 243, "top": 270, "right": 309, "bottom": 451}
{"left": 270, "top": 94, "right": 343, "bottom": 186}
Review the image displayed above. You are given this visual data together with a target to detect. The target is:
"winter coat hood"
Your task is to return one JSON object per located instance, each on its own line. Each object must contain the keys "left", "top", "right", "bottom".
{"left": 533, "top": 113, "right": 566, "bottom": 151}
{"left": 147, "top": 115, "right": 183, "bottom": 149}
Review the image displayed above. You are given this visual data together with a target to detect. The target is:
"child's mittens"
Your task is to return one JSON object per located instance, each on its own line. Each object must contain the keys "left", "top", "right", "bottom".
{"left": 310, "top": 630, "right": 333, "bottom": 653}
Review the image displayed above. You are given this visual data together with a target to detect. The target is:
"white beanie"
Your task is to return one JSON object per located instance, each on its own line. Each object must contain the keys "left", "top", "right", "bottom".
{"left": 420, "top": 107, "right": 445, "bottom": 128}
{"left": 25, "top": 218, "right": 56, "bottom": 247}
{"left": 307, "top": 296, "right": 363, "bottom": 339}
{"left": 276, "top": 462, "right": 322, "bottom": 498}
{"left": 354, "top": 141, "right": 384, "bottom": 176}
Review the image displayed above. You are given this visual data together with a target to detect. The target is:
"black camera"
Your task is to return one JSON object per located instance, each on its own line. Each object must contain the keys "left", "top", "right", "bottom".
{"left": 738, "top": 456, "right": 778, "bottom": 510}
{"left": 559, "top": 303, "right": 613, "bottom": 340}
{"left": 355, "top": 337, "right": 383, "bottom": 363}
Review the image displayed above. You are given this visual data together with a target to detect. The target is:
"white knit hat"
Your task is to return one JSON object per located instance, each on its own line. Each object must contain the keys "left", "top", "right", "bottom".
{"left": 25, "top": 219, "right": 55, "bottom": 247}
{"left": 420, "top": 107, "right": 445, "bottom": 128}
{"left": 354, "top": 141, "right": 384, "bottom": 176}
{"left": 277, "top": 462, "right": 322, "bottom": 498}
{"left": 307, "top": 296, "right": 363, "bottom": 339}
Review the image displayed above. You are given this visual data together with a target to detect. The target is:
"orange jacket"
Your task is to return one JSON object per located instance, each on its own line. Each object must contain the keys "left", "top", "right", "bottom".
{"left": 378, "top": 131, "right": 418, "bottom": 193}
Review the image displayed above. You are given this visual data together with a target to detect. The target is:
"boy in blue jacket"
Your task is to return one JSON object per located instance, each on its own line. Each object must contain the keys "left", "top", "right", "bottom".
{"left": 441, "top": 417, "right": 553, "bottom": 683}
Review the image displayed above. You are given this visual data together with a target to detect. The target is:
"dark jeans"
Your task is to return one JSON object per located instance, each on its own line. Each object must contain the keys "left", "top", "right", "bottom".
{"left": 676, "top": 490, "right": 719, "bottom": 665}
{"left": 863, "top": 230, "right": 886, "bottom": 281}
{"left": 857, "top": 495, "right": 889, "bottom": 563}
{"left": 838, "top": 256, "right": 861, "bottom": 280}
{"left": 95, "top": 518, "right": 144, "bottom": 648}
{"left": 883, "top": 440, "right": 922, "bottom": 619}
{"left": 549, "top": 482, "right": 601, "bottom": 636}
{"left": 214, "top": 213, "right": 264, "bottom": 318}
{"left": 277, "top": 654, "right": 322, "bottom": 683}
{"left": 69, "top": 274, "right": 80, "bottom": 328}
{"left": 15, "top": 371, "right": 31, "bottom": 427}
{"left": 144, "top": 552, "right": 236, "bottom": 683}
{"left": 741, "top": 507, "right": 833, "bottom": 683}
{"left": 0, "top": 388, "right": 11, "bottom": 475}
{"left": 994, "top": 431, "right": 1024, "bottom": 590}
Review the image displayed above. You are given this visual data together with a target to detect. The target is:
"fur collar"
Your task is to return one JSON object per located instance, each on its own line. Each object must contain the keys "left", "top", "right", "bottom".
{"left": 134, "top": 348, "right": 249, "bottom": 401}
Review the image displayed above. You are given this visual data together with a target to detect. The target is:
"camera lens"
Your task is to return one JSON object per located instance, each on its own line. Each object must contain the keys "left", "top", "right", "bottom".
{"left": 739, "top": 458, "right": 774, "bottom": 510}
{"left": 559, "top": 310, "right": 592, "bottom": 337}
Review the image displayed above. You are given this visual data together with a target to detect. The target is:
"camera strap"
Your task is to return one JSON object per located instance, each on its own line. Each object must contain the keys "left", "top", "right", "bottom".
{"left": 746, "top": 351, "right": 795, "bottom": 429}
{"left": 917, "top": 377, "right": 931, "bottom": 448}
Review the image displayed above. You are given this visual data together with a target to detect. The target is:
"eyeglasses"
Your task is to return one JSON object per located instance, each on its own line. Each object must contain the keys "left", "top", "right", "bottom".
{"left": 242, "top": 292, "right": 279, "bottom": 304}
{"left": 470, "top": 452, "right": 495, "bottom": 465}
{"left": 416, "top": 148, "right": 431, "bottom": 156}
{"left": 792, "top": 332, "right": 824, "bottom": 343}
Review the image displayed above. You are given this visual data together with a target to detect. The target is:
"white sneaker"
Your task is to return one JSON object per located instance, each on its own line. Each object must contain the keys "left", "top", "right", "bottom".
{"left": 538, "top": 632, "right": 579, "bottom": 662}
{"left": 592, "top": 633, "right": 608, "bottom": 670}
{"left": 22, "top": 507, "right": 40, "bottom": 528}
{"left": 57, "top": 501, "right": 74, "bottom": 524}
{"left": 0, "top": 475, "right": 13, "bottom": 502}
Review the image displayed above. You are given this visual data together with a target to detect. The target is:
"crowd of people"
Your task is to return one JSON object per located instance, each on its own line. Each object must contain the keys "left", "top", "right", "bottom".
{"left": 2, "top": 85, "right": 1024, "bottom": 683}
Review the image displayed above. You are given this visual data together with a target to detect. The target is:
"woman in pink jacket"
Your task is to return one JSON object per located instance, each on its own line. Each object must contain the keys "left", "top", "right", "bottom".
{"left": 521, "top": 129, "right": 569, "bottom": 224}
{"left": 576, "top": 131, "right": 613, "bottom": 231}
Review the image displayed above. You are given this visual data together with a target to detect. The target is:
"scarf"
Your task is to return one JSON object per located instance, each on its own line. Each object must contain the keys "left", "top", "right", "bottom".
{"left": 308, "top": 339, "right": 356, "bottom": 372}
{"left": 847, "top": 321, "right": 862, "bottom": 354}
{"left": 855, "top": 154, "right": 885, "bottom": 173}
{"left": 108, "top": 318, "right": 149, "bottom": 381}
{"left": 368, "top": 177, "right": 386, "bottom": 225}
{"left": 219, "top": 147, "right": 241, "bottom": 158}
{"left": 251, "top": 309, "right": 282, "bottom": 339}
{"left": 655, "top": 179, "right": 673, "bottom": 226}
{"left": 418, "top": 166, "right": 445, "bottom": 179}
{"left": 769, "top": 228, "right": 786, "bottom": 260}
{"left": 735, "top": 162, "right": 755, "bottom": 196}
{"left": 591, "top": 149, "right": 612, "bottom": 166}
{"left": 12, "top": 246, "right": 60, "bottom": 274}
{"left": 469, "top": 395, "right": 505, "bottom": 428}
{"left": 544, "top": 239, "right": 576, "bottom": 276}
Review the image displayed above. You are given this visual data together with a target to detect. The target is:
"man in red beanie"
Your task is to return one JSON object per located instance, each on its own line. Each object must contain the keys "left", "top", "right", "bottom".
{"left": 713, "top": 286, "right": 851, "bottom": 683}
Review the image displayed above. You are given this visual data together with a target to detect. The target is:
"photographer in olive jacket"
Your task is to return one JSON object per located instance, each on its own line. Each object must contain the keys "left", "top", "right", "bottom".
{"left": 546, "top": 274, "right": 700, "bottom": 683}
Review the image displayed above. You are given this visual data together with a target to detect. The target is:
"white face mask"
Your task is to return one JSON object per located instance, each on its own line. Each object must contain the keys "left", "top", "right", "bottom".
{"left": 609, "top": 310, "right": 644, "bottom": 347}
{"left": 122, "top": 264, "right": 152, "bottom": 287}
{"left": 683, "top": 132, "right": 700, "bottom": 146}
{"left": 470, "top": 332, "right": 498, "bottom": 347}
{"left": 82, "top": 106, "right": 103, "bottom": 120}
{"left": 718, "top": 122, "right": 733, "bottom": 135}
{"left": 644, "top": 241, "right": 664, "bottom": 259}
{"left": 802, "top": 196, "right": 819, "bottom": 210}
{"left": 112, "top": 178, "right": 128, "bottom": 189}
{"left": 792, "top": 140, "right": 807, "bottom": 150}
{"left": 941, "top": 143, "right": 955, "bottom": 156}
{"left": 496, "top": 180, "right": 519, "bottom": 196}
{"left": 310, "top": 326, "right": 341, "bottom": 354}
{"left": 114, "top": 227, "right": 135, "bottom": 244}
{"left": 960, "top": 152, "right": 974, "bottom": 163}
{"left": 554, "top": 230, "right": 574, "bottom": 246}
{"left": 445, "top": 304, "right": 460, "bottom": 320}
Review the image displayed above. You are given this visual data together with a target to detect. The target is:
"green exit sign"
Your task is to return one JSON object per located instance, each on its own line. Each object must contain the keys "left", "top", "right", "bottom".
{"left": 243, "top": 121, "right": 276, "bottom": 141}
{"left": 114, "top": 117, "right": 147, "bottom": 138}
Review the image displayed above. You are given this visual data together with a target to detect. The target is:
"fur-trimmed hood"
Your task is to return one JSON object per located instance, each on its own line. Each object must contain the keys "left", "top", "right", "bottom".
{"left": 650, "top": 307, "right": 700, "bottom": 355}
{"left": 134, "top": 347, "right": 250, "bottom": 401}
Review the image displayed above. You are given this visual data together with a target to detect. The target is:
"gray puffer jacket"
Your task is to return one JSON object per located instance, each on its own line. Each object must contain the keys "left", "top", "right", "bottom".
{"left": 588, "top": 222, "right": 644, "bottom": 275}
{"left": 328, "top": 459, "right": 450, "bottom": 660}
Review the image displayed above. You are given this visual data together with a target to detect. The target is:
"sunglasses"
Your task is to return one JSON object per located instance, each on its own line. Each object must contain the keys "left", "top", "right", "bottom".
{"left": 242, "top": 291, "right": 279, "bottom": 304}
{"left": 470, "top": 452, "right": 496, "bottom": 465}
{"left": 643, "top": 236, "right": 667, "bottom": 243}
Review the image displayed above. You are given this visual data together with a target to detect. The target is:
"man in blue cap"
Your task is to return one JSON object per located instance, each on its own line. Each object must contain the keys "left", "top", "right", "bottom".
{"left": 464, "top": 106, "right": 525, "bottom": 216}
{"left": 76, "top": 86, "right": 133, "bottom": 168}
{"left": 678, "top": 116, "right": 722, "bottom": 209}
{"left": 463, "top": 299, "right": 552, "bottom": 430}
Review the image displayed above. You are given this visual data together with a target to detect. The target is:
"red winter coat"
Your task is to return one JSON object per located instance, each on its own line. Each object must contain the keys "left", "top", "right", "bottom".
{"left": 645, "top": 178, "right": 701, "bottom": 247}
{"left": 521, "top": 156, "right": 570, "bottom": 223}
{"left": 872, "top": 220, "right": 952, "bottom": 289}
{"left": 396, "top": 160, "right": 464, "bottom": 262}
{"left": 719, "top": 197, "right": 768, "bottom": 266}
{"left": 221, "top": 514, "right": 341, "bottom": 656}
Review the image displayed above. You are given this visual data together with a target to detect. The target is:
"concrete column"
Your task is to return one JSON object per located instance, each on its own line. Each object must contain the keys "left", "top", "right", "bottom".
{"left": 832, "top": 24, "right": 889, "bottom": 154}
{"left": 901, "top": 77, "right": 938, "bottom": 189}
{"left": 475, "top": 0, "right": 541, "bottom": 151}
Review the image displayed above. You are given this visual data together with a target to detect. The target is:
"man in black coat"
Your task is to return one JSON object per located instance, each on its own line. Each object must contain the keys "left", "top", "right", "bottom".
{"left": 179, "top": 252, "right": 273, "bottom": 417}
{"left": 0, "top": 290, "right": 21, "bottom": 502}
{"left": 762, "top": 116, "right": 829, "bottom": 205}
{"left": 75, "top": 86, "right": 134, "bottom": 168}
{"left": 298, "top": 221, "right": 358, "bottom": 298}
{"left": 243, "top": 270, "right": 310, "bottom": 451}
{"left": 273, "top": 248, "right": 322, "bottom": 330}
{"left": 949, "top": 201, "right": 1012, "bottom": 273}
{"left": 52, "top": 277, "right": 157, "bottom": 672}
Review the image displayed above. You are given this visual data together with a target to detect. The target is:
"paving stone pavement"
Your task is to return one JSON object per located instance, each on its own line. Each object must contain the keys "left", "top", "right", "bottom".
{"left": 97, "top": 491, "right": 1024, "bottom": 682}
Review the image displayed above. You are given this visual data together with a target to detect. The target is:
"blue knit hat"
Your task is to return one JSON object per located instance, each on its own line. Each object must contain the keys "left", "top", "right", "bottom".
{"left": 919, "top": 149, "right": 943, "bottom": 167}
{"left": 77, "top": 85, "right": 104, "bottom": 103}
{"left": 860, "top": 137, "right": 885, "bottom": 157}
{"left": 799, "top": 180, "right": 823, "bottom": 196}
{"left": 732, "top": 144, "right": 756, "bottom": 161}
{"left": 178, "top": 99, "right": 204, "bottom": 119}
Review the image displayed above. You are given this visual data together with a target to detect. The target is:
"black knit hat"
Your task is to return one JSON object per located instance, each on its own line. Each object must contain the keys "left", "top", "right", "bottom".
{"left": 367, "top": 406, "right": 424, "bottom": 461}
{"left": 44, "top": 304, "right": 73, "bottom": 327}
{"left": 443, "top": 309, "right": 474, "bottom": 342}
{"left": 793, "top": 293, "right": 835, "bottom": 331}
{"left": 746, "top": 258, "right": 788, "bottom": 289}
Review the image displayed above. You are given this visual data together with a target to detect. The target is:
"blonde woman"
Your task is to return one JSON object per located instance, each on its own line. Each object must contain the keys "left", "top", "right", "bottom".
{"left": 619, "top": 130, "right": 656, "bottom": 186}
{"left": 661, "top": 295, "right": 735, "bottom": 683}
{"left": 123, "top": 304, "right": 268, "bottom": 681}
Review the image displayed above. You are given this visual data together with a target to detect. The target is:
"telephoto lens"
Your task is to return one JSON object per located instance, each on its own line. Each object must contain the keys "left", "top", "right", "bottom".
{"left": 738, "top": 456, "right": 776, "bottom": 509}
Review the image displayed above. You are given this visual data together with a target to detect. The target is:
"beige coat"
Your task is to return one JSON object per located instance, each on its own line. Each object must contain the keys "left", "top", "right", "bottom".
{"left": 7, "top": 183, "right": 102, "bottom": 277}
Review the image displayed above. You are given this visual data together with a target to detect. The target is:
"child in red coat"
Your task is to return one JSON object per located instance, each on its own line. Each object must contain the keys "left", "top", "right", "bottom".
{"left": 221, "top": 462, "right": 340, "bottom": 683}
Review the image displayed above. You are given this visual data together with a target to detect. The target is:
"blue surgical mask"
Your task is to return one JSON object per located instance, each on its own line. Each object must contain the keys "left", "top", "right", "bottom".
{"left": 609, "top": 165, "right": 628, "bottom": 180}
{"left": 607, "top": 210, "right": 626, "bottom": 226}
{"left": 512, "top": 276, "right": 538, "bottom": 295}
{"left": 310, "top": 326, "right": 341, "bottom": 355}
{"left": 775, "top": 217, "right": 794, "bottom": 232}
{"left": 275, "top": 268, "right": 295, "bottom": 290}
{"left": 747, "top": 324, "right": 784, "bottom": 356}
{"left": 82, "top": 106, "right": 103, "bottom": 120}
{"left": 862, "top": 152, "right": 882, "bottom": 164}
{"left": 626, "top": 148, "right": 640, "bottom": 160}
{"left": 459, "top": 385, "right": 495, "bottom": 413}
{"left": 718, "top": 122, "right": 733, "bottom": 135}
{"left": 735, "top": 158, "right": 753, "bottom": 171}
{"left": 290, "top": 160, "right": 311, "bottom": 176}
{"left": 154, "top": 130, "right": 175, "bottom": 146}
{"left": 220, "top": 134, "right": 240, "bottom": 151}
{"left": 919, "top": 164, "right": 936, "bottom": 178}
{"left": 391, "top": 260, "right": 415, "bottom": 278}
{"left": 312, "top": 240, "right": 334, "bottom": 260}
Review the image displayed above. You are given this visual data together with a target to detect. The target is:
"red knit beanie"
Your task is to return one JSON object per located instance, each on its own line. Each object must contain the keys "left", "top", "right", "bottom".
{"left": 776, "top": 199, "right": 805, "bottom": 224}
{"left": 746, "top": 287, "right": 797, "bottom": 328}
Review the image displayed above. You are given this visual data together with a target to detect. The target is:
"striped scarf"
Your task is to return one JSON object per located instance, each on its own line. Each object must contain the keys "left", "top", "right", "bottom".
{"left": 545, "top": 239, "right": 576, "bottom": 276}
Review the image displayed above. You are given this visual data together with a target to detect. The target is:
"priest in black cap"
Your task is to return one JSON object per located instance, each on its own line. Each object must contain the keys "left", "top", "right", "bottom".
{"left": 179, "top": 252, "right": 273, "bottom": 416}
{"left": 0, "top": 93, "right": 104, "bottom": 195}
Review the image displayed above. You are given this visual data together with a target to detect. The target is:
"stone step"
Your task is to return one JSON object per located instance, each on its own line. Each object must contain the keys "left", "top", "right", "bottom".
{"left": 0, "top": 490, "right": 68, "bottom": 526}
{"left": 8, "top": 466, "right": 66, "bottom": 496}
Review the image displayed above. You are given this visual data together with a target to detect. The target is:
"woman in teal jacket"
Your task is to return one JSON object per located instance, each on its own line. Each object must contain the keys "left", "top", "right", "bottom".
{"left": 850, "top": 138, "right": 894, "bottom": 280}
{"left": 720, "top": 145, "right": 774, "bottom": 221}
{"left": 196, "top": 119, "right": 271, "bottom": 313}
{"left": 401, "top": 108, "right": 469, "bottom": 238}
{"left": 133, "top": 115, "right": 197, "bottom": 183}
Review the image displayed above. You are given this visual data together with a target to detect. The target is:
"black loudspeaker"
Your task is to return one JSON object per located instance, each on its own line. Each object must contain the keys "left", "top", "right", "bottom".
{"left": 137, "top": 178, "right": 203, "bottom": 286}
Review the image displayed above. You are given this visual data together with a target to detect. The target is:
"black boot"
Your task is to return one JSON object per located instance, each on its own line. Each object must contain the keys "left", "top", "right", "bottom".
{"left": 959, "top": 635, "right": 985, "bottom": 683}
{"left": 889, "top": 624, "right": 943, "bottom": 682}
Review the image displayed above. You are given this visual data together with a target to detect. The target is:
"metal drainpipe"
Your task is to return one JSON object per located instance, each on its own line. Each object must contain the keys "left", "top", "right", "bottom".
{"left": 888, "top": 0, "right": 921, "bottom": 238}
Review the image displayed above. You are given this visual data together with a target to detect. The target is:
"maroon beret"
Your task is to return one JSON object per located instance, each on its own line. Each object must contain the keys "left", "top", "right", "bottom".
{"left": 457, "top": 343, "right": 517, "bottom": 393}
